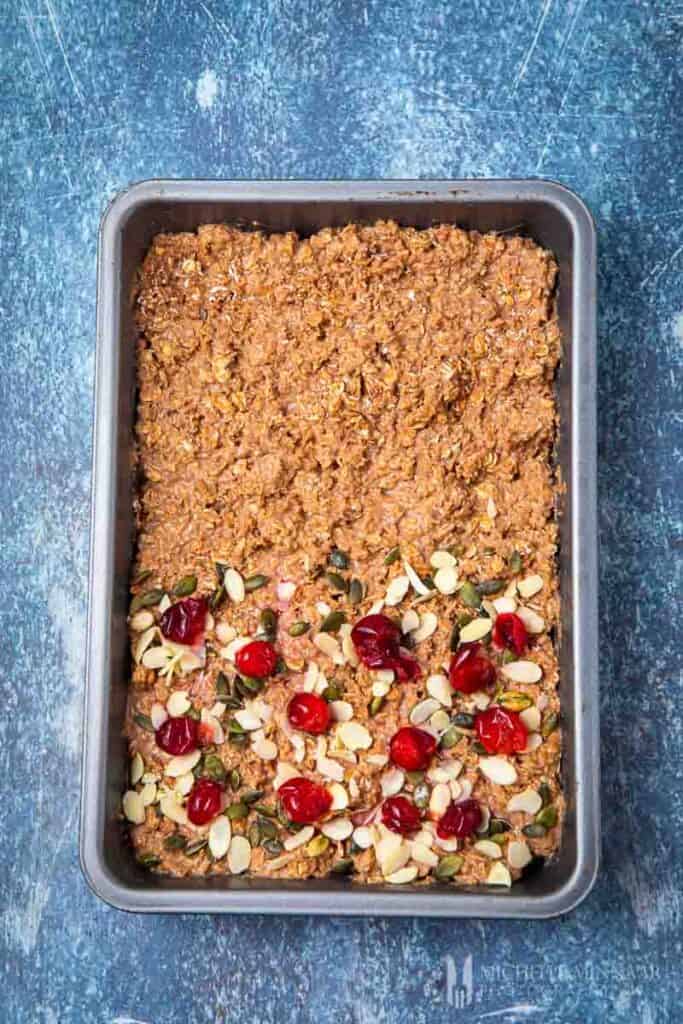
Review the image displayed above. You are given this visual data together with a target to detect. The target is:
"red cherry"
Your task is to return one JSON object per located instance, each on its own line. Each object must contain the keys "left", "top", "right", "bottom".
{"left": 186, "top": 778, "right": 223, "bottom": 825}
{"left": 155, "top": 716, "right": 198, "bottom": 755}
{"left": 437, "top": 798, "right": 482, "bottom": 839}
{"left": 287, "top": 692, "right": 331, "bottom": 734}
{"left": 278, "top": 777, "right": 333, "bottom": 824}
{"left": 351, "top": 613, "right": 420, "bottom": 682}
{"left": 381, "top": 795, "right": 422, "bottom": 835}
{"left": 160, "top": 597, "right": 207, "bottom": 646}
{"left": 389, "top": 726, "right": 437, "bottom": 771}
{"left": 235, "top": 640, "right": 278, "bottom": 679}
{"left": 475, "top": 705, "right": 528, "bottom": 755}
{"left": 492, "top": 613, "right": 528, "bottom": 656}
{"left": 449, "top": 642, "right": 496, "bottom": 693}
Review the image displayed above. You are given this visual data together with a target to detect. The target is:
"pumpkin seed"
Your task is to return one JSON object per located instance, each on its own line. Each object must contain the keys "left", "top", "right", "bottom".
{"left": 137, "top": 853, "right": 161, "bottom": 868}
{"left": 538, "top": 782, "right": 552, "bottom": 807}
{"left": 471, "top": 740, "right": 488, "bottom": 755}
{"left": 133, "top": 569, "right": 153, "bottom": 586}
{"left": 248, "top": 822, "right": 261, "bottom": 847}
{"left": 541, "top": 712, "right": 559, "bottom": 738}
{"left": 322, "top": 682, "right": 344, "bottom": 701}
{"left": 133, "top": 712, "right": 154, "bottom": 733}
{"left": 476, "top": 579, "right": 505, "bottom": 596}
{"left": 439, "top": 727, "right": 459, "bottom": 749}
{"left": 522, "top": 823, "right": 547, "bottom": 838}
{"left": 226, "top": 802, "right": 248, "bottom": 820}
{"left": 348, "top": 578, "right": 364, "bottom": 605}
{"left": 172, "top": 574, "right": 197, "bottom": 597}
{"left": 384, "top": 546, "right": 401, "bottom": 566}
{"left": 262, "top": 838, "right": 284, "bottom": 858}
{"left": 186, "top": 706, "right": 201, "bottom": 721}
{"left": 215, "top": 562, "right": 228, "bottom": 583}
{"left": 223, "top": 695, "right": 243, "bottom": 710}
{"left": 163, "top": 834, "right": 187, "bottom": 851}
{"left": 435, "top": 853, "right": 464, "bottom": 880}
{"left": 325, "top": 571, "right": 347, "bottom": 592}
{"left": 244, "top": 573, "right": 270, "bottom": 593}
{"left": 535, "top": 805, "right": 558, "bottom": 829}
{"left": 209, "top": 584, "right": 225, "bottom": 611}
{"left": 215, "top": 671, "right": 230, "bottom": 697}
{"left": 228, "top": 768, "right": 241, "bottom": 790}
{"left": 490, "top": 833, "right": 507, "bottom": 846}
{"left": 498, "top": 691, "right": 533, "bottom": 712}
{"left": 289, "top": 620, "right": 311, "bottom": 637}
{"left": 256, "top": 816, "right": 279, "bottom": 839}
{"left": 201, "top": 753, "right": 226, "bottom": 783}
{"left": 253, "top": 803, "right": 277, "bottom": 818}
{"left": 241, "top": 788, "right": 264, "bottom": 804}
{"left": 227, "top": 718, "right": 246, "bottom": 735}
{"left": 489, "top": 817, "right": 511, "bottom": 835}
{"left": 185, "top": 838, "right": 208, "bottom": 857}
{"left": 501, "top": 650, "right": 516, "bottom": 664}
{"left": 329, "top": 548, "right": 350, "bottom": 569}
{"left": 258, "top": 607, "right": 278, "bottom": 641}
{"left": 449, "top": 622, "right": 460, "bottom": 651}
{"left": 235, "top": 675, "right": 263, "bottom": 698}
{"left": 320, "top": 610, "right": 346, "bottom": 633}
{"left": 306, "top": 835, "right": 330, "bottom": 857}
{"left": 369, "top": 695, "right": 385, "bottom": 717}
{"left": 459, "top": 582, "right": 481, "bottom": 609}
{"left": 413, "top": 782, "right": 430, "bottom": 809}
{"left": 330, "top": 858, "right": 353, "bottom": 875}
{"left": 509, "top": 550, "right": 522, "bottom": 574}
{"left": 229, "top": 733, "right": 248, "bottom": 747}
{"left": 405, "top": 770, "right": 424, "bottom": 785}
{"left": 130, "top": 588, "right": 164, "bottom": 614}
{"left": 452, "top": 712, "right": 475, "bottom": 730}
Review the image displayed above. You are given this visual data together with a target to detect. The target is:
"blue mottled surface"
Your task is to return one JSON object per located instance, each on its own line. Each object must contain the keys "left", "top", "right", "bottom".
{"left": 2, "top": 1, "right": 682, "bottom": 1021}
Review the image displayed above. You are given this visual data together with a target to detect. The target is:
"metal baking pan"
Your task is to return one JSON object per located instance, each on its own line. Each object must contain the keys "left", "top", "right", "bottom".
{"left": 81, "top": 179, "right": 599, "bottom": 917}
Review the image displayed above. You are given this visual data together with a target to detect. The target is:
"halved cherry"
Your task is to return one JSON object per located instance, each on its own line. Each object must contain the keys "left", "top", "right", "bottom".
{"left": 287, "top": 692, "right": 331, "bottom": 734}
{"left": 278, "top": 777, "right": 333, "bottom": 824}
{"left": 351, "top": 613, "right": 420, "bottom": 681}
{"left": 160, "top": 596, "right": 208, "bottom": 646}
{"left": 389, "top": 726, "right": 437, "bottom": 771}
{"left": 155, "top": 715, "right": 198, "bottom": 755}
{"left": 381, "top": 795, "right": 422, "bottom": 835}
{"left": 448, "top": 642, "right": 496, "bottom": 693}
{"left": 492, "top": 612, "right": 528, "bottom": 656}
{"left": 186, "top": 778, "right": 223, "bottom": 825}
{"left": 475, "top": 705, "right": 528, "bottom": 755}
{"left": 235, "top": 640, "right": 278, "bottom": 679}
{"left": 437, "top": 798, "right": 482, "bottom": 839}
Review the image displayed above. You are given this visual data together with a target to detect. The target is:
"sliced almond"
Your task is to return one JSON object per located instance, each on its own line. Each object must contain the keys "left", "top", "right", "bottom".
{"left": 284, "top": 826, "right": 315, "bottom": 851}
{"left": 277, "top": 580, "right": 297, "bottom": 602}
{"left": 321, "top": 817, "right": 353, "bottom": 841}
{"left": 518, "top": 574, "right": 543, "bottom": 599}
{"left": 316, "top": 601, "right": 331, "bottom": 616}
{"left": 409, "top": 698, "right": 441, "bottom": 725}
{"left": 352, "top": 825, "right": 374, "bottom": 849}
{"left": 429, "top": 709, "right": 451, "bottom": 733}
{"left": 328, "top": 782, "right": 349, "bottom": 810}
{"left": 411, "top": 841, "right": 439, "bottom": 867}
{"left": 252, "top": 737, "right": 278, "bottom": 760}
{"left": 130, "top": 752, "right": 144, "bottom": 785}
{"left": 403, "top": 559, "right": 431, "bottom": 597}
{"left": 508, "top": 840, "right": 533, "bottom": 870}
{"left": 479, "top": 756, "right": 517, "bottom": 785}
{"left": 376, "top": 837, "right": 410, "bottom": 876}
{"left": 470, "top": 691, "right": 492, "bottom": 710}
{"left": 140, "top": 782, "right": 157, "bottom": 806}
{"left": 330, "top": 700, "right": 354, "bottom": 722}
{"left": 142, "top": 645, "right": 171, "bottom": 670}
{"left": 317, "top": 756, "right": 345, "bottom": 782}
{"left": 208, "top": 815, "right": 232, "bottom": 859}
{"left": 122, "top": 790, "right": 145, "bottom": 825}
{"left": 224, "top": 567, "right": 245, "bottom": 603}
{"left": 234, "top": 708, "right": 262, "bottom": 731}
{"left": 338, "top": 721, "right": 372, "bottom": 751}
{"left": 412, "top": 611, "right": 438, "bottom": 643}
{"left": 474, "top": 839, "right": 502, "bottom": 860}
{"left": 440, "top": 759, "right": 463, "bottom": 780}
{"left": 159, "top": 793, "right": 189, "bottom": 825}
{"left": 141, "top": 771, "right": 159, "bottom": 785}
{"left": 223, "top": 636, "right": 250, "bottom": 662}
{"left": 273, "top": 762, "right": 300, "bottom": 790}
{"left": 166, "top": 690, "right": 190, "bottom": 717}
{"left": 215, "top": 621, "right": 236, "bottom": 645}
{"left": 371, "top": 680, "right": 392, "bottom": 698}
{"left": 401, "top": 608, "right": 420, "bottom": 633}
{"left": 158, "top": 594, "right": 171, "bottom": 614}
{"left": 501, "top": 660, "right": 543, "bottom": 684}
{"left": 179, "top": 649, "right": 203, "bottom": 674}
{"left": 175, "top": 771, "right": 195, "bottom": 797}
{"left": 313, "top": 633, "right": 342, "bottom": 661}
{"left": 516, "top": 606, "right": 545, "bottom": 633}
{"left": 386, "top": 574, "right": 410, "bottom": 606}
{"left": 434, "top": 834, "right": 460, "bottom": 852}
{"left": 134, "top": 626, "right": 157, "bottom": 664}
{"left": 131, "top": 609, "right": 155, "bottom": 632}
{"left": 366, "top": 753, "right": 389, "bottom": 767}
{"left": 459, "top": 617, "right": 492, "bottom": 643}
{"left": 166, "top": 750, "right": 201, "bottom": 777}
{"left": 507, "top": 788, "right": 543, "bottom": 815}
{"left": 434, "top": 566, "right": 458, "bottom": 595}
{"left": 487, "top": 862, "right": 512, "bottom": 886}
{"left": 228, "top": 835, "right": 251, "bottom": 874}
{"left": 449, "top": 780, "right": 462, "bottom": 801}
{"left": 426, "top": 674, "right": 452, "bottom": 707}
{"left": 520, "top": 707, "right": 541, "bottom": 732}
{"left": 493, "top": 596, "right": 517, "bottom": 614}
{"left": 381, "top": 768, "right": 405, "bottom": 797}
{"left": 430, "top": 549, "right": 457, "bottom": 570}
{"left": 522, "top": 732, "right": 543, "bottom": 754}
{"left": 368, "top": 599, "right": 385, "bottom": 615}
{"left": 385, "top": 864, "right": 418, "bottom": 884}
{"left": 429, "top": 782, "right": 451, "bottom": 816}
{"left": 427, "top": 766, "right": 453, "bottom": 784}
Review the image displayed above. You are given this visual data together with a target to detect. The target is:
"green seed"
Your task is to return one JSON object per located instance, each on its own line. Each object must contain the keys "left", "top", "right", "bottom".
{"left": 329, "top": 548, "right": 350, "bottom": 569}
{"left": 306, "top": 835, "right": 330, "bottom": 857}
{"left": 137, "top": 852, "right": 161, "bottom": 868}
{"left": 489, "top": 817, "right": 511, "bottom": 835}
{"left": 130, "top": 588, "right": 164, "bottom": 614}
{"left": 422, "top": 574, "right": 435, "bottom": 590}
{"left": 541, "top": 712, "right": 559, "bottom": 738}
{"left": 501, "top": 650, "right": 517, "bottom": 664}
{"left": 172, "top": 574, "right": 197, "bottom": 597}
{"left": 509, "top": 550, "right": 522, "bottom": 574}
{"left": 185, "top": 838, "right": 208, "bottom": 857}
{"left": 459, "top": 582, "right": 482, "bottom": 609}
{"left": 348, "top": 578, "right": 364, "bottom": 605}
{"left": 435, "top": 854, "right": 464, "bottom": 880}
{"left": 498, "top": 691, "right": 533, "bottom": 712}
{"left": 235, "top": 675, "right": 263, "bottom": 698}
{"left": 229, "top": 733, "right": 248, "bottom": 747}
{"left": 277, "top": 805, "right": 292, "bottom": 829}
{"left": 201, "top": 753, "right": 226, "bottom": 783}
{"left": 133, "top": 568, "right": 154, "bottom": 586}
{"left": 321, "top": 683, "right": 344, "bottom": 702}
{"left": 476, "top": 579, "right": 505, "bottom": 596}
{"left": 258, "top": 608, "right": 278, "bottom": 641}
{"left": 256, "top": 817, "right": 279, "bottom": 839}
{"left": 414, "top": 782, "right": 430, "bottom": 809}
{"left": 452, "top": 712, "right": 475, "bottom": 730}
{"left": 369, "top": 695, "right": 385, "bottom": 717}
{"left": 228, "top": 769, "right": 241, "bottom": 791}
{"left": 439, "top": 727, "right": 459, "bottom": 749}
{"left": 245, "top": 573, "right": 270, "bottom": 593}
{"left": 320, "top": 610, "right": 346, "bottom": 633}
{"left": 325, "top": 571, "right": 347, "bottom": 592}
{"left": 449, "top": 622, "right": 460, "bottom": 651}
{"left": 538, "top": 782, "right": 552, "bottom": 807}
{"left": 384, "top": 546, "right": 401, "bottom": 566}
{"left": 262, "top": 838, "right": 284, "bottom": 858}
{"left": 471, "top": 740, "right": 488, "bottom": 755}
{"left": 490, "top": 833, "right": 508, "bottom": 847}
{"left": 163, "top": 834, "right": 187, "bottom": 851}
{"left": 289, "top": 620, "right": 311, "bottom": 637}
{"left": 209, "top": 585, "right": 225, "bottom": 610}
{"left": 330, "top": 858, "right": 354, "bottom": 875}
{"left": 535, "top": 805, "right": 558, "bottom": 829}
{"left": 228, "top": 718, "right": 246, "bottom": 735}
{"left": 223, "top": 695, "right": 243, "bottom": 710}
{"left": 405, "top": 770, "right": 424, "bottom": 785}
{"left": 241, "top": 789, "right": 265, "bottom": 804}
{"left": 522, "top": 823, "right": 547, "bottom": 838}
{"left": 133, "top": 712, "right": 154, "bottom": 733}
{"left": 248, "top": 822, "right": 261, "bottom": 847}
{"left": 215, "top": 671, "right": 230, "bottom": 697}
{"left": 226, "top": 802, "right": 248, "bottom": 820}
{"left": 253, "top": 803, "right": 277, "bottom": 818}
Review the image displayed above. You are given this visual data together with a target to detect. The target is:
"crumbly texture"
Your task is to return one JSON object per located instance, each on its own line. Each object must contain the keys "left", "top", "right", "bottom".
{"left": 125, "top": 220, "right": 563, "bottom": 887}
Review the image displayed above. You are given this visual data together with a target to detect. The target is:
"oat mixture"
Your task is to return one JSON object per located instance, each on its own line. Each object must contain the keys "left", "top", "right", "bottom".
{"left": 122, "top": 220, "right": 563, "bottom": 888}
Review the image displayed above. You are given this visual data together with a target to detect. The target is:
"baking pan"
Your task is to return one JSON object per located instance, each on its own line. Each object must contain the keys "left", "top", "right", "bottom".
{"left": 81, "top": 179, "right": 599, "bottom": 916}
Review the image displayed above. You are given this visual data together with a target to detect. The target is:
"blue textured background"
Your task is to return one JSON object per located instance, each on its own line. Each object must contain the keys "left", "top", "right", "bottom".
{"left": 2, "top": 1, "right": 682, "bottom": 1021}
